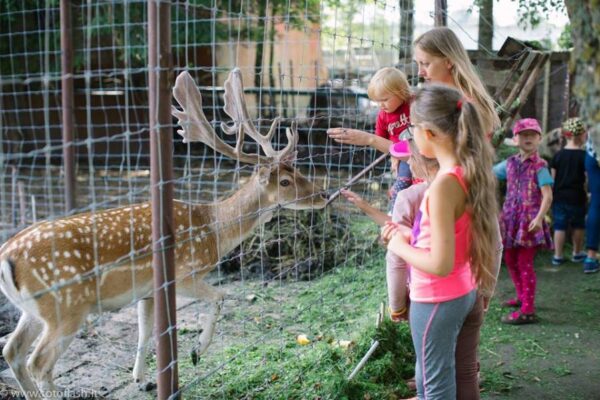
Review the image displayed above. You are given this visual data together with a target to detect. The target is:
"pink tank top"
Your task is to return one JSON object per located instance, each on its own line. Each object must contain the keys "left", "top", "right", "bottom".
{"left": 409, "top": 166, "right": 476, "bottom": 303}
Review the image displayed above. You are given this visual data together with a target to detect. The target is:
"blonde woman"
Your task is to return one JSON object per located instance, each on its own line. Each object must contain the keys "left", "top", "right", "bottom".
{"left": 411, "top": 27, "right": 502, "bottom": 400}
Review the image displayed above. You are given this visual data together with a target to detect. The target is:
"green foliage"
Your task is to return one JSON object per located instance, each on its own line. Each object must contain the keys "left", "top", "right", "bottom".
{"left": 557, "top": 23, "right": 573, "bottom": 49}
{"left": 510, "top": 0, "right": 566, "bottom": 29}
{"left": 0, "top": 0, "right": 321, "bottom": 76}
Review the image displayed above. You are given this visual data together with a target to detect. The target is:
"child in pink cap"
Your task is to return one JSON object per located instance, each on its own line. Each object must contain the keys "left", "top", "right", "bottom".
{"left": 493, "top": 118, "right": 554, "bottom": 324}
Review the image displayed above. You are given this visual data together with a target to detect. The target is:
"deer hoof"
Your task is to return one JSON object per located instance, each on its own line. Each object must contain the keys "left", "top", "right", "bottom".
{"left": 138, "top": 381, "right": 157, "bottom": 392}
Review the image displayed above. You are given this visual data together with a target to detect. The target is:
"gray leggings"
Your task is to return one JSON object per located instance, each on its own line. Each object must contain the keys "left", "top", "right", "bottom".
{"left": 410, "top": 290, "right": 477, "bottom": 400}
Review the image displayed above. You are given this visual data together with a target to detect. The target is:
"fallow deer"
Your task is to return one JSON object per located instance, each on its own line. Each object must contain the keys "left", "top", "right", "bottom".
{"left": 0, "top": 69, "right": 327, "bottom": 399}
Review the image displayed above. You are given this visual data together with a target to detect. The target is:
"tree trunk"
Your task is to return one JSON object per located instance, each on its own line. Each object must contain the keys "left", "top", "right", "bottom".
{"left": 398, "top": 0, "right": 414, "bottom": 62}
{"left": 478, "top": 0, "right": 493, "bottom": 51}
{"left": 564, "top": 0, "right": 600, "bottom": 160}
{"left": 434, "top": 0, "right": 447, "bottom": 27}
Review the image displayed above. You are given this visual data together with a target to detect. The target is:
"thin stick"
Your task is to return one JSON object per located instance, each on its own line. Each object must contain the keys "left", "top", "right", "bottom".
{"left": 348, "top": 340, "right": 380, "bottom": 381}
{"left": 326, "top": 152, "right": 388, "bottom": 206}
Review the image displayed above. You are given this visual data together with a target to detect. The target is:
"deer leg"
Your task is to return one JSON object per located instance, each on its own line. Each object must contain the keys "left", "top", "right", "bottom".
{"left": 132, "top": 297, "right": 154, "bottom": 385}
{"left": 179, "top": 279, "right": 224, "bottom": 361}
{"left": 3, "top": 313, "right": 44, "bottom": 400}
{"left": 26, "top": 315, "right": 85, "bottom": 400}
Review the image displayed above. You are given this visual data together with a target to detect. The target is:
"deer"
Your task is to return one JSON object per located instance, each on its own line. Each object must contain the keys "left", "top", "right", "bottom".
{"left": 0, "top": 68, "right": 328, "bottom": 399}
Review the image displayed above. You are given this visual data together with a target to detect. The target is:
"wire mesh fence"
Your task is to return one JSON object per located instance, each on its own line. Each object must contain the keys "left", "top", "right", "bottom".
{"left": 0, "top": 1, "right": 404, "bottom": 399}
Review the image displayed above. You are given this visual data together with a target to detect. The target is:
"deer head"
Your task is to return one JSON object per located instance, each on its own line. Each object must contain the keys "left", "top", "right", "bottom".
{"left": 171, "top": 69, "right": 327, "bottom": 210}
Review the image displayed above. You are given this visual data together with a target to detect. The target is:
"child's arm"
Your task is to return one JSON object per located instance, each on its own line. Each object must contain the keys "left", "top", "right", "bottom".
{"left": 340, "top": 189, "right": 390, "bottom": 226}
{"left": 528, "top": 184, "right": 552, "bottom": 232}
{"left": 327, "top": 128, "right": 392, "bottom": 153}
{"left": 492, "top": 160, "right": 508, "bottom": 180}
{"left": 387, "top": 175, "right": 463, "bottom": 276}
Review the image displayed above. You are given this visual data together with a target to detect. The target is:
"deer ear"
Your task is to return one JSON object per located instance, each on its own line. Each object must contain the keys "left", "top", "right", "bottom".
{"left": 257, "top": 166, "right": 271, "bottom": 185}
{"left": 280, "top": 151, "right": 297, "bottom": 166}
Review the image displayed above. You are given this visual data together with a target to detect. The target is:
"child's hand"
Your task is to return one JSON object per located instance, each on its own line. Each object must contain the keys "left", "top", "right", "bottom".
{"left": 327, "top": 128, "right": 372, "bottom": 146}
{"left": 528, "top": 217, "right": 543, "bottom": 232}
{"left": 380, "top": 221, "right": 401, "bottom": 246}
{"left": 340, "top": 189, "right": 366, "bottom": 208}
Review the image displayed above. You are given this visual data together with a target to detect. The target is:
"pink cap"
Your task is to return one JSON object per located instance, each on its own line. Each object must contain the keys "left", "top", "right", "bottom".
{"left": 513, "top": 118, "right": 542, "bottom": 136}
{"left": 389, "top": 140, "right": 411, "bottom": 158}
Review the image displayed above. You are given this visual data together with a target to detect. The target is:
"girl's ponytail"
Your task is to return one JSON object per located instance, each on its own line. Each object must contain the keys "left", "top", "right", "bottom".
{"left": 456, "top": 100, "right": 500, "bottom": 295}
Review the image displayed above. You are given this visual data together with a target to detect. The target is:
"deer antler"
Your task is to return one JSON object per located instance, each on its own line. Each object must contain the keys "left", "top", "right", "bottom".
{"left": 221, "top": 68, "right": 297, "bottom": 162}
{"left": 172, "top": 69, "right": 298, "bottom": 165}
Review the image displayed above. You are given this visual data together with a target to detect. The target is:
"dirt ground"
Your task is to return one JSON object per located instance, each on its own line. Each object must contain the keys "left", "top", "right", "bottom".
{"left": 1, "top": 254, "right": 600, "bottom": 399}
{"left": 480, "top": 252, "right": 600, "bottom": 400}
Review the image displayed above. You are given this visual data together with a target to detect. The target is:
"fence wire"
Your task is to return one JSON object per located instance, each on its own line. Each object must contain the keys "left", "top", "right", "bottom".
{"left": 0, "top": 1, "right": 564, "bottom": 399}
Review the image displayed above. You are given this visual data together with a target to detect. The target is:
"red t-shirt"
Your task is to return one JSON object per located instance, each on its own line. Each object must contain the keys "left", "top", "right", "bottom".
{"left": 375, "top": 101, "right": 411, "bottom": 143}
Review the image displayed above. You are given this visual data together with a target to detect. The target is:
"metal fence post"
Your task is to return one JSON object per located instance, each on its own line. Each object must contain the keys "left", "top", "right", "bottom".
{"left": 149, "top": 0, "right": 178, "bottom": 398}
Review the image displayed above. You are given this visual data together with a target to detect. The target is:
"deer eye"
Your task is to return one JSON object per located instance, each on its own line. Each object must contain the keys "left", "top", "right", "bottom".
{"left": 280, "top": 179, "right": 291, "bottom": 187}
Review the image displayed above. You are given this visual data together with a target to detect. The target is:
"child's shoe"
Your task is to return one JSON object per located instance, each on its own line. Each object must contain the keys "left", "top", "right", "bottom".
{"left": 501, "top": 310, "right": 537, "bottom": 325}
{"left": 583, "top": 258, "right": 600, "bottom": 274}
{"left": 551, "top": 256, "right": 565, "bottom": 266}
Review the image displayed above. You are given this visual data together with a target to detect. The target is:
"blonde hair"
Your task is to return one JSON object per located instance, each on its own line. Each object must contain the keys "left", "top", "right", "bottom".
{"left": 410, "top": 84, "right": 500, "bottom": 295}
{"left": 367, "top": 67, "right": 411, "bottom": 103}
{"left": 413, "top": 28, "right": 500, "bottom": 134}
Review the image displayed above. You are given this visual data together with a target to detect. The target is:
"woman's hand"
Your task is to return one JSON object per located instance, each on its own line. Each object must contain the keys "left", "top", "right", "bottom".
{"left": 327, "top": 128, "right": 373, "bottom": 146}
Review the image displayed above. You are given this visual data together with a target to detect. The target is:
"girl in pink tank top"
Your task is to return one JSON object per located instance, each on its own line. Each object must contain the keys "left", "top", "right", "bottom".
{"left": 381, "top": 84, "right": 500, "bottom": 400}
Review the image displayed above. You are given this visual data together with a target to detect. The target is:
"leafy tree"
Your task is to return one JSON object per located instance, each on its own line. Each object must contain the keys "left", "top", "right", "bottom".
{"left": 510, "top": 0, "right": 566, "bottom": 29}
{"left": 564, "top": 0, "right": 600, "bottom": 158}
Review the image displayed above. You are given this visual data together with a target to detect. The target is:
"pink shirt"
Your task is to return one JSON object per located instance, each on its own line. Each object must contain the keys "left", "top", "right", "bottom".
{"left": 409, "top": 166, "right": 476, "bottom": 303}
{"left": 375, "top": 102, "right": 411, "bottom": 143}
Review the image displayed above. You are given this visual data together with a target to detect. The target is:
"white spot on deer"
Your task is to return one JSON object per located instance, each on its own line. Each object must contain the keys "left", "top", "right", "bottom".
{"left": 65, "top": 231, "right": 73, "bottom": 239}
{"left": 42, "top": 273, "right": 49, "bottom": 281}
{"left": 85, "top": 237, "right": 91, "bottom": 244}
{"left": 178, "top": 225, "right": 184, "bottom": 232}
{"left": 54, "top": 251, "right": 60, "bottom": 258}
{"left": 30, "top": 257, "right": 37, "bottom": 263}
{"left": 85, "top": 253, "right": 91, "bottom": 261}
{"left": 204, "top": 249, "right": 209, "bottom": 255}
{"left": 74, "top": 250, "right": 81, "bottom": 258}
{"left": 54, "top": 269, "right": 60, "bottom": 276}
{"left": 64, "top": 251, "right": 71, "bottom": 258}
{"left": 195, "top": 236, "right": 202, "bottom": 243}
{"left": 26, "top": 241, "right": 32, "bottom": 249}
{"left": 125, "top": 227, "right": 130, "bottom": 234}
{"left": 41, "top": 256, "right": 47, "bottom": 263}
